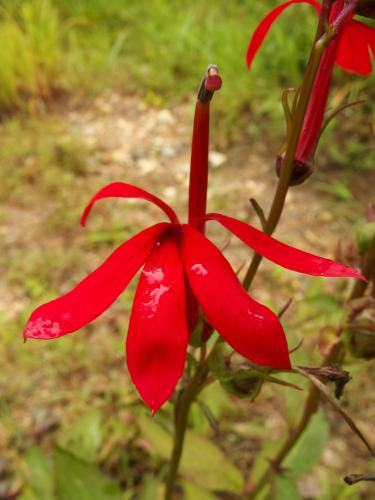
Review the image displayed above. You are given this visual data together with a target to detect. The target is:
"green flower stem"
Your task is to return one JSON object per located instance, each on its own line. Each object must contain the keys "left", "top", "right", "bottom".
{"left": 350, "top": 233, "right": 375, "bottom": 300}
{"left": 243, "top": 36, "right": 329, "bottom": 291}
{"left": 164, "top": 350, "right": 210, "bottom": 500}
{"left": 248, "top": 228, "right": 375, "bottom": 498}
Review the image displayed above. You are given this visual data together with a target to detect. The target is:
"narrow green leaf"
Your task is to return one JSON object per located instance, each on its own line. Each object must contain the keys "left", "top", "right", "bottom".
{"left": 183, "top": 480, "right": 216, "bottom": 500}
{"left": 57, "top": 410, "right": 102, "bottom": 463}
{"left": 20, "top": 447, "right": 55, "bottom": 500}
{"left": 53, "top": 448, "right": 122, "bottom": 500}
{"left": 250, "top": 440, "right": 281, "bottom": 484}
{"left": 249, "top": 198, "right": 267, "bottom": 230}
{"left": 273, "top": 475, "right": 300, "bottom": 500}
{"left": 138, "top": 475, "right": 160, "bottom": 500}
{"left": 284, "top": 411, "right": 329, "bottom": 476}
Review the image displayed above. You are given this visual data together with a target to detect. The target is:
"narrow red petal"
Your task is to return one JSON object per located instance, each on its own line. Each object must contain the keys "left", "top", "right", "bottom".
{"left": 296, "top": 38, "right": 338, "bottom": 163}
{"left": 246, "top": 0, "right": 321, "bottom": 70}
{"left": 81, "top": 182, "right": 179, "bottom": 226}
{"left": 180, "top": 225, "right": 291, "bottom": 370}
{"left": 204, "top": 213, "right": 365, "bottom": 281}
{"left": 126, "top": 235, "right": 188, "bottom": 413}
{"left": 24, "top": 223, "right": 168, "bottom": 340}
{"left": 336, "top": 21, "right": 373, "bottom": 75}
{"left": 356, "top": 21, "right": 375, "bottom": 58}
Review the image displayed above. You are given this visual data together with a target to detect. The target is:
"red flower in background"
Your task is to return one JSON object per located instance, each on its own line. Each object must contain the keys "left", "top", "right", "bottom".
{"left": 246, "top": 0, "right": 375, "bottom": 183}
{"left": 246, "top": 0, "right": 375, "bottom": 75}
{"left": 24, "top": 67, "right": 364, "bottom": 414}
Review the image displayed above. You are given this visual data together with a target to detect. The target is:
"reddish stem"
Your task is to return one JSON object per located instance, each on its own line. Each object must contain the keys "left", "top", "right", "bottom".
{"left": 188, "top": 101, "right": 210, "bottom": 232}
{"left": 188, "top": 65, "right": 221, "bottom": 233}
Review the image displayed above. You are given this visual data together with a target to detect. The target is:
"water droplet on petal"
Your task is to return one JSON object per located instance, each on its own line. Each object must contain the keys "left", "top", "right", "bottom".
{"left": 25, "top": 317, "right": 62, "bottom": 339}
{"left": 247, "top": 309, "right": 264, "bottom": 321}
{"left": 143, "top": 284, "right": 170, "bottom": 318}
{"left": 143, "top": 267, "right": 165, "bottom": 284}
{"left": 191, "top": 264, "right": 208, "bottom": 276}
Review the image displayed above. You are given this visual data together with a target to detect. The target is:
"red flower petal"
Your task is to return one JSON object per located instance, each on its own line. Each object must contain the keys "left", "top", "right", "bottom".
{"left": 246, "top": 0, "right": 321, "bottom": 70}
{"left": 24, "top": 223, "right": 168, "bottom": 340}
{"left": 81, "top": 182, "right": 179, "bottom": 226}
{"left": 336, "top": 20, "right": 374, "bottom": 76}
{"left": 126, "top": 234, "right": 188, "bottom": 413}
{"left": 358, "top": 21, "right": 375, "bottom": 58}
{"left": 204, "top": 213, "right": 365, "bottom": 281}
{"left": 180, "top": 224, "right": 291, "bottom": 370}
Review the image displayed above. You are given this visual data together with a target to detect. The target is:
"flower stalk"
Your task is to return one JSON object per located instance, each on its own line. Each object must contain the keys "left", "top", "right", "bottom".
{"left": 247, "top": 208, "right": 375, "bottom": 499}
{"left": 164, "top": 67, "right": 221, "bottom": 499}
{"left": 243, "top": 0, "right": 362, "bottom": 290}
{"left": 243, "top": 33, "right": 329, "bottom": 290}
{"left": 164, "top": 353, "right": 210, "bottom": 500}
{"left": 188, "top": 65, "right": 222, "bottom": 233}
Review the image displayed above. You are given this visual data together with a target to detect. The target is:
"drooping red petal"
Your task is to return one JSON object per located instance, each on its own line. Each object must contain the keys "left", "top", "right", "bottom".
{"left": 246, "top": 0, "right": 321, "bottom": 70}
{"left": 81, "top": 182, "right": 179, "bottom": 226}
{"left": 180, "top": 225, "right": 291, "bottom": 370}
{"left": 126, "top": 234, "right": 188, "bottom": 413}
{"left": 357, "top": 21, "right": 375, "bottom": 58}
{"left": 186, "top": 281, "right": 199, "bottom": 333}
{"left": 336, "top": 20, "right": 374, "bottom": 75}
{"left": 204, "top": 213, "right": 365, "bottom": 281}
{"left": 24, "top": 223, "right": 169, "bottom": 340}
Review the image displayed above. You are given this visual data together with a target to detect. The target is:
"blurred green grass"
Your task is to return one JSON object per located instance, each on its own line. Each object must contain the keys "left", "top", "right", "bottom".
{"left": 0, "top": 0, "right": 375, "bottom": 178}
{"left": 0, "top": 0, "right": 315, "bottom": 110}
{"left": 0, "top": 0, "right": 372, "bottom": 182}
{"left": 0, "top": 0, "right": 373, "bottom": 133}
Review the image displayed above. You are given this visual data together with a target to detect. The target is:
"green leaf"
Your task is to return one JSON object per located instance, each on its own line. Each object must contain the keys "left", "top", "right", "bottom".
{"left": 58, "top": 411, "right": 102, "bottom": 462}
{"left": 183, "top": 480, "right": 216, "bottom": 500}
{"left": 250, "top": 440, "right": 281, "bottom": 485}
{"left": 53, "top": 448, "right": 122, "bottom": 500}
{"left": 138, "top": 475, "right": 160, "bottom": 500}
{"left": 319, "top": 181, "right": 353, "bottom": 201}
{"left": 20, "top": 447, "right": 55, "bottom": 500}
{"left": 284, "top": 411, "right": 329, "bottom": 476}
{"left": 356, "top": 221, "right": 375, "bottom": 255}
{"left": 273, "top": 475, "right": 300, "bottom": 500}
{"left": 198, "top": 381, "right": 233, "bottom": 418}
{"left": 138, "top": 416, "right": 244, "bottom": 493}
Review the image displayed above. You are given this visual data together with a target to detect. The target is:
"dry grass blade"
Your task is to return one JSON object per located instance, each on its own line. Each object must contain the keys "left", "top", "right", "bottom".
{"left": 278, "top": 297, "right": 293, "bottom": 319}
{"left": 344, "top": 473, "right": 375, "bottom": 485}
{"left": 294, "top": 366, "right": 375, "bottom": 458}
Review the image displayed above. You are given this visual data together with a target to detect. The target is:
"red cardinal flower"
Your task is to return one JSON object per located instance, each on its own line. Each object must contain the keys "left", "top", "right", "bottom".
{"left": 247, "top": 0, "right": 375, "bottom": 184}
{"left": 246, "top": 0, "right": 375, "bottom": 75}
{"left": 24, "top": 182, "right": 364, "bottom": 412}
{"left": 24, "top": 67, "right": 364, "bottom": 414}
